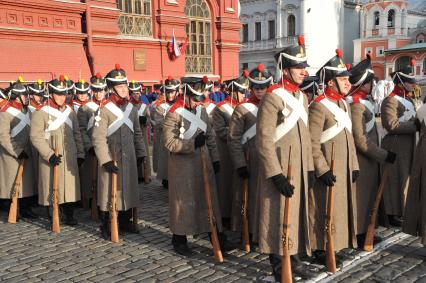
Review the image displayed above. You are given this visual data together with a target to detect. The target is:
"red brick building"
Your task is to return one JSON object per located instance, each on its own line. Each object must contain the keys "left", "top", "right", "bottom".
{"left": 0, "top": 0, "right": 241, "bottom": 87}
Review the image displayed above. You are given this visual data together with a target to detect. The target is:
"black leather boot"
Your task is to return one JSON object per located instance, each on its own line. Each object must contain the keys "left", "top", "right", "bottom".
{"left": 388, "top": 215, "right": 402, "bottom": 227}
{"left": 100, "top": 212, "right": 110, "bottom": 240}
{"left": 62, "top": 203, "right": 77, "bottom": 226}
{"left": 291, "top": 254, "right": 317, "bottom": 280}
{"left": 172, "top": 234, "right": 193, "bottom": 257}
{"left": 118, "top": 209, "right": 139, "bottom": 234}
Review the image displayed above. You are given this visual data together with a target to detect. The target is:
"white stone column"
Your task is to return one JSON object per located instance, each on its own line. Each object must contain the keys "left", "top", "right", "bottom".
{"left": 276, "top": 0, "right": 282, "bottom": 47}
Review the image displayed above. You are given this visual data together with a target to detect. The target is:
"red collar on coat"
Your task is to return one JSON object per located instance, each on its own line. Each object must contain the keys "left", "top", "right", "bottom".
{"left": 217, "top": 97, "right": 239, "bottom": 108}
{"left": 1, "top": 100, "right": 25, "bottom": 112}
{"left": 247, "top": 95, "right": 260, "bottom": 105}
{"left": 130, "top": 97, "right": 141, "bottom": 105}
{"left": 92, "top": 98, "right": 102, "bottom": 105}
{"left": 324, "top": 87, "right": 343, "bottom": 101}
{"left": 109, "top": 93, "right": 128, "bottom": 106}
{"left": 350, "top": 90, "right": 368, "bottom": 104}
{"left": 267, "top": 79, "right": 299, "bottom": 94}
{"left": 48, "top": 99, "right": 67, "bottom": 110}
{"left": 168, "top": 98, "right": 186, "bottom": 113}
{"left": 389, "top": 85, "right": 406, "bottom": 97}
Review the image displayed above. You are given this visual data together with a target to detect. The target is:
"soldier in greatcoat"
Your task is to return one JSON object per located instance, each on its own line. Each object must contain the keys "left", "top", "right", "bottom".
{"left": 163, "top": 78, "right": 233, "bottom": 256}
{"left": 403, "top": 102, "right": 426, "bottom": 246}
{"left": 77, "top": 74, "right": 107, "bottom": 210}
{"left": 228, "top": 64, "right": 273, "bottom": 245}
{"left": 380, "top": 59, "right": 420, "bottom": 227}
{"left": 150, "top": 77, "right": 179, "bottom": 188}
{"left": 91, "top": 64, "right": 146, "bottom": 238}
{"left": 256, "top": 36, "right": 316, "bottom": 281}
{"left": 72, "top": 79, "right": 90, "bottom": 114}
{"left": 308, "top": 49, "right": 360, "bottom": 265}
{"left": 129, "top": 80, "right": 151, "bottom": 184}
{"left": 346, "top": 55, "right": 397, "bottom": 247}
{"left": 213, "top": 74, "right": 248, "bottom": 228}
{"left": 0, "top": 78, "right": 37, "bottom": 219}
{"left": 30, "top": 76, "right": 85, "bottom": 225}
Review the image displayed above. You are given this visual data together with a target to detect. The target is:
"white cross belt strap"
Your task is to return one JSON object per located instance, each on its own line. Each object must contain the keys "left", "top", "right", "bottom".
{"left": 272, "top": 88, "right": 307, "bottom": 143}
{"left": 346, "top": 97, "right": 375, "bottom": 133}
{"left": 105, "top": 103, "right": 134, "bottom": 136}
{"left": 138, "top": 104, "right": 147, "bottom": 117}
{"left": 160, "top": 103, "right": 171, "bottom": 116}
{"left": 394, "top": 95, "right": 415, "bottom": 123}
{"left": 320, "top": 99, "right": 352, "bottom": 144}
{"left": 6, "top": 107, "right": 31, "bottom": 138}
{"left": 241, "top": 103, "right": 258, "bottom": 144}
{"left": 85, "top": 101, "right": 100, "bottom": 113}
{"left": 42, "top": 106, "right": 73, "bottom": 132}
{"left": 28, "top": 105, "right": 36, "bottom": 113}
{"left": 175, "top": 105, "right": 207, "bottom": 140}
{"left": 205, "top": 103, "right": 216, "bottom": 115}
{"left": 220, "top": 103, "right": 234, "bottom": 117}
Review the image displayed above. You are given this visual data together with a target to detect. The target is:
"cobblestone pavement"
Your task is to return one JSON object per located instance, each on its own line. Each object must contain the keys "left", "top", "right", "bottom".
{"left": 0, "top": 178, "right": 425, "bottom": 282}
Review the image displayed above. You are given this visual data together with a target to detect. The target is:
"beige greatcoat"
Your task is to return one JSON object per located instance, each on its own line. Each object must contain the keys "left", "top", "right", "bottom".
{"left": 380, "top": 94, "right": 417, "bottom": 216}
{"left": 212, "top": 99, "right": 237, "bottom": 218}
{"left": 77, "top": 101, "right": 101, "bottom": 200}
{"left": 403, "top": 120, "right": 426, "bottom": 245}
{"left": 132, "top": 101, "right": 151, "bottom": 181}
{"left": 92, "top": 99, "right": 146, "bottom": 212}
{"left": 30, "top": 103, "right": 85, "bottom": 205}
{"left": 228, "top": 101, "right": 261, "bottom": 237}
{"left": 0, "top": 105, "right": 36, "bottom": 198}
{"left": 162, "top": 102, "right": 222, "bottom": 235}
{"left": 150, "top": 98, "right": 170, "bottom": 180}
{"left": 348, "top": 94, "right": 388, "bottom": 234}
{"left": 309, "top": 91, "right": 359, "bottom": 251}
{"left": 256, "top": 85, "right": 314, "bottom": 256}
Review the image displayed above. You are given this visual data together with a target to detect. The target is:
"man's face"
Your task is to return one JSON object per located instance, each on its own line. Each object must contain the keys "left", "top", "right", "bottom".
{"left": 113, "top": 84, "right": 129, "bottom": 99}
{"left": 329, "top": 76, "right": 352, "bottom": 96}
{"left": 19, "top": 94, "right": 29, "bottom": 106}
{"left": 53, "top": 93, "right": 67, "bottom": 106}
{"left": 402, "top": 82, "right": 416, "bottom": 92}
{"left": 131, "top": 91, "right": 141, "bottom": 101}
{"left": 32, "top": 95, "right": 43, "bottom": 104}
{"left": 253, "top": 86, "right": 267, "bottom": 100}
{"left": 77, "top": 93, "right": 89, "bottom": 102}
{"left": 284, "top": 67, "right": 307, "bottom": 85}
{"left": 188, "top": 96, "right": 203, "bottom": 109}
{"left": 66, "top": 93, "right": 73, "bottom": 104}
{"left": 166, "top": 90, "right": 177, "bottom": 102}
{"left": 93, "top": 89, "right": 106, "bottom": 101}
{"left": 360, "top": 81, "right": 372, "bottom": 94}
{"left": 233, "top": 91, "right": 245, "bottom": 102}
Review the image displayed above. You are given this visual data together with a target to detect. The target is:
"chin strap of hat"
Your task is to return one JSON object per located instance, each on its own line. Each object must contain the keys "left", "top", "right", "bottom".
{"left": 334, "top": 78, "right": 344, "bottom": 97}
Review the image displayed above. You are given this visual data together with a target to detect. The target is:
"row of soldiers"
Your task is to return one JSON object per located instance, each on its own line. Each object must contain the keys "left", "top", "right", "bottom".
{"left": 0, "top": 36, "right": 425, "bottom": 282}
{"left": 151, "top": 36, "right": 426, "bottom": 281}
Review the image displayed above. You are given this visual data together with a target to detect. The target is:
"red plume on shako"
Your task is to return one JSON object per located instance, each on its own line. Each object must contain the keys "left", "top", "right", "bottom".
{"left": 59, "top": 75, "right": 65, "bottom": 82}
{"left": 167, "top": 75, "right": 174, "bottom": 80}
{"left": 258, "top": 64, "right": 265, "bottom": 72}
{"left": 410, "top": 59, "right": 416, "bottom": 66}
{"left": 346, "top": 63, "right": 351, "bottom": 70}
{"left": 115, "top": 63, "right": 120, "bottom": 70}
{"left": 335, "top": 48, "right": 343, "bottom": 58}
{"left": 298, "top": 35, "right": 305, "bottom": 46}
{"left": 96, "top": 72, "right": 101, "bottom": 79}
{"left": 202, "top": 76, "right": 209, "bottom": 84}
{"left": 243, "top": 69, "right": 249, "bottom": 78}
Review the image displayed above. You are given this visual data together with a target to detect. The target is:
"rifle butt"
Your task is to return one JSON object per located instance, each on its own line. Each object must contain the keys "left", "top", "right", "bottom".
{"left": 52, "top": 148, "right": 60, "bottom": 233}
{"left": 281, "top": 251, "right": 292, "bottom": 283}
{"left": 210, "top": 224, "right": 224, "bottom": 263}
{"left": 52, "top": 205, "right": 61, "bottom": 233}
{"left": 110, "top": 211, "right": 119, "bottom": 243}
{"left": 363, "top": 225, "right": 375, "bottom": 252}
{"left": 326, "top": 237, "right": 337, "bottom": 273}
{"left": 110, "top": 168, "right": 119, "bottom": 243}
{"left": 8, "top": 198, "right": 18, "bottom": 224}
{"left": 281, "top": 196, "right": 292, "bottom": 282}
{"left": 242, "top": 178, "right": 250, "bottom": 253}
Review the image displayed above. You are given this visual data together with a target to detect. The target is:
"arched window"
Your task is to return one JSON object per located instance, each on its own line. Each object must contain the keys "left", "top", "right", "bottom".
{"left": 395, "top": 56, "right": 411, "bottom": 72}
{"left": 117, "top": 0, "right": 152, "bottom": 36}
{"left": 387, "top": 9, "right": 395, "bottom": 28}
{"left": 185, "top": 0, "right": 212, "bottom": 74}
{"left": 374, "top": 11, "right": 380, "bottom": 27}
{"left": 287, "top": 14, "right": 296, "bottom": 37}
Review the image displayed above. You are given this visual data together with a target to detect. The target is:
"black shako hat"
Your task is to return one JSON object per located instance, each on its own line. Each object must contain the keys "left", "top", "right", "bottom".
{"left": 317, "top": 48, "right": 352, "bottom": 84}
{"left": 248, "top": 64, "right": 273, "bottom": 89}
{"left": 391, "top": 58, "right": 416, "bottom": 85}
{"left": 90, "top": 73, "right": 107, "bottom": 90}
{"left": 275, "top": 35, "right": 309, "bottom": 69}
{"left": 349, "top": 53, "right": 375, "bottom": 87}
{"left": 8, "top": 76, "right": 28, "bottom": 100}
{"left": 106, "top": 64, "right": 128, "bottom": 87}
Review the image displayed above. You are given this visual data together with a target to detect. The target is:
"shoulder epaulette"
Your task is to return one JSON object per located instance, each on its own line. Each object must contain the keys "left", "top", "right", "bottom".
{"left": 313, "top": 94, "right": 326, "bottom": 103}
{"left": 267, "top": 84, "right": 280, "bottom": 93}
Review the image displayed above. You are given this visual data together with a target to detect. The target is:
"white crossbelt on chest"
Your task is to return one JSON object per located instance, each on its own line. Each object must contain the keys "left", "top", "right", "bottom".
{"left": 319, "top": 98, "right": 352, "bottom": 144}
{"left": 240, "top": 102, "right": 258, "bottom": 144}
{"left": 219, "top": 103, "right": 234, "bottom": 116}
{"left": 104, "top": 102, "right": 134, "bottom": 136}
{"left": 346, "top": 97, "right": 376, "bottom": 133}
{"left": 41, "top": 106, "right": 73, "bottom": 132}
{"left": 6, "top": 107, "right": 31, "bottom": 137}
{"left": 85, "top": 102, "right": 100, "bottom": 130}
{"left": 175, "top": 105, "right": 207, "bottom": 140}
{"left": 382, "top": 95, "right": 416, "bottom": 137}
{"left": 272, "top": 88, "right": 307, "bottom": 143}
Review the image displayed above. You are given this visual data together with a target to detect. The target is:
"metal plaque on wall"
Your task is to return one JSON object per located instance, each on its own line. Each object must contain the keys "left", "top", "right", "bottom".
{"left": 134, "top": 49, "right": 146, "bottom": 71}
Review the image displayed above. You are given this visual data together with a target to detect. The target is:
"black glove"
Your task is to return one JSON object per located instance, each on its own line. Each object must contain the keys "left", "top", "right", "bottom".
{"left": 102, "top": 161, "right": 118, "bottom": 174}
{"left": 319, "top": 170, "right": 336, "bottom": 186}
{"left": 194, "top": 133, "right": 207, "bottom": 148}
{"left": 49, "top": 154, "right": 62, "bottom": 166}
{"left": 352, "top": 170, "right": 360, "bottom": 183}
{"left": 385, "top": 151, "right": 396, "bottom": 164}
{"left": 271, "top": 174, "right": 294, "bottom": 197}
{"left": 139, "top": 116, "right": 147, "bottom": 125}
{"left": 308, "top": 171, "right": 316, "bottom": 188}
{"left": 88, "top": 147, "right": 96, "bottom": 156}
{"left": 137, "top": 157, "right": 145, "bottom": 166}
{"left": 18, "top": 151, "right": 29, "bottom": 160}
{"left": 77, "top": 158, "right": 85, "bottom": 167}
{"left": 237, "top": 166, "right": 250, "bottom": 179}
{"left": 415, "top": 118, "right": 422, "bottom": 131}
{"left": 213, "top": 161, "right": 220, "bottom": 174}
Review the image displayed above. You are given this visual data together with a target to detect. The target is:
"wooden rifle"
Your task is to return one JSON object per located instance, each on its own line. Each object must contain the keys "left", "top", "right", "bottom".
{"left": 200, "top": 147, "right": 223, "bottom": 263}
{"left": 8, "top": 159, "right": 26, "bottom": 224}
{"left": 52, "top": 136, "right": 61, "bottom": 233}
{"left": 110, "top": 142, "right": 119, "bottom": 243}
{"left": 91, "top": 156, "right": 99, "bottom": 221}
{"left": 325, "top": 142, "right": 336, "bottom": 273}
{"left": 364, "top": 166, "right": 391, "bottom": 251}
{"left": 281, "top": 147, "right": 293, "bottom": 283}
{"left": 242, "top": 150, "right": 250, "bottom": 253}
